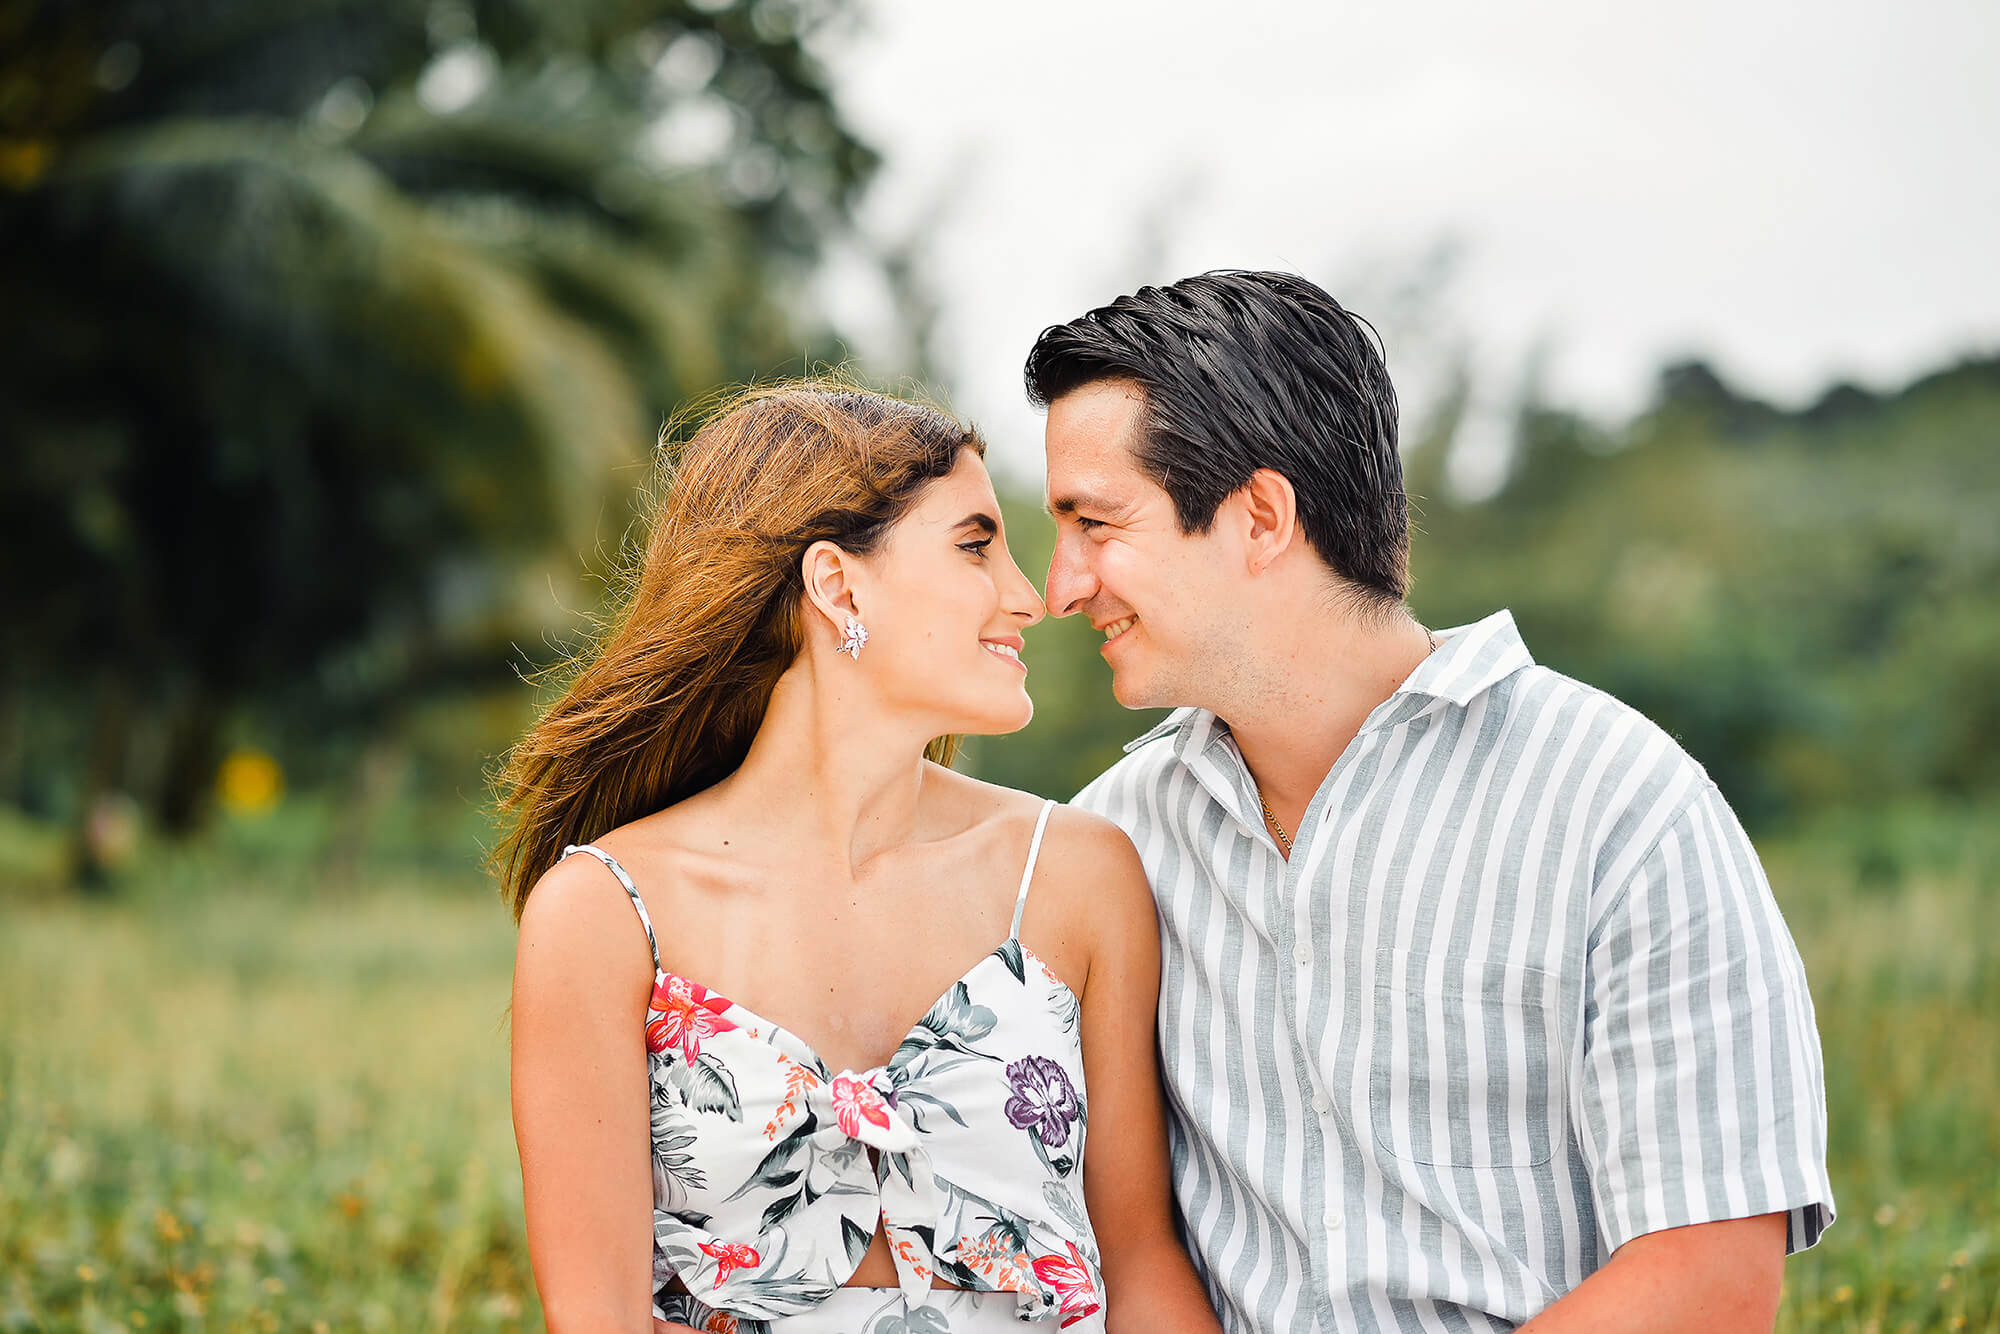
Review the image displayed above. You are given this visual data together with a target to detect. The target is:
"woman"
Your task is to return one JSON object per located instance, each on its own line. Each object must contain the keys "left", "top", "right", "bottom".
{"left": 495, "top": 383, "right": 1221, "bottom": 1333}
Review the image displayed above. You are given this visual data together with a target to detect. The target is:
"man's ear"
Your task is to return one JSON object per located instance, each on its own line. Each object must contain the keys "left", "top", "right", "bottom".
{"left": 1239, "top": 468, "right": 1299, "bottom": 575}
{"left": 800, "top": 540, "right": 863, "bottom": 638}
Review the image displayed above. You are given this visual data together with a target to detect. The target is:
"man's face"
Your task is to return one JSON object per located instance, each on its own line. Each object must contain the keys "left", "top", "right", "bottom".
{"left": 1042, "top": 379, "right": 1231, "bottom": 710}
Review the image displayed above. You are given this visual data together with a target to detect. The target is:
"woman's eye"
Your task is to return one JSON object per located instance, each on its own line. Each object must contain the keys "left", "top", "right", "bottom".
{"left": 959, "top": 539, "right": 993, "bottom": 557}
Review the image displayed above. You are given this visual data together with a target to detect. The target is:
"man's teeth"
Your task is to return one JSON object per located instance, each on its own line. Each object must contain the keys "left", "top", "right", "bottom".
{"left": 1103, "top": 617, "right": 1136, "bottom": 641}
{"left": 983, "top": 642, "right": 1021, "bottom": 661}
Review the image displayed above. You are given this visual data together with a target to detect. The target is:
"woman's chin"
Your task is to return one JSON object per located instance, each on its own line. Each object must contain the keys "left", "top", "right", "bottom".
{"left": 952, "top": 692, "right": 1035, "bottom": 738}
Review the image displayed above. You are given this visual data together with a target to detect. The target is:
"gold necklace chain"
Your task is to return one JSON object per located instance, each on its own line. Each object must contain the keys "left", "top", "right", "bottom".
{"left": 1257, "top": 627, "right": 1439, "bottom": 856}
{"left": 1259, "top": 791, "right": 1293, "bottom": 853}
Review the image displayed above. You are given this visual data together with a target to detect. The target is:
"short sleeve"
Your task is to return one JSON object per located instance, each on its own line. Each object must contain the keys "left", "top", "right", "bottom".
{"left": 1573, "top": 781, "right": 1835, "bottom": 1256}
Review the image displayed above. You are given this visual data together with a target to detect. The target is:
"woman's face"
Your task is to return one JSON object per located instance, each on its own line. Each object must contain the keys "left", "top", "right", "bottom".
{"left": 856, "top": 449, "right": 1046, "bottom": 736}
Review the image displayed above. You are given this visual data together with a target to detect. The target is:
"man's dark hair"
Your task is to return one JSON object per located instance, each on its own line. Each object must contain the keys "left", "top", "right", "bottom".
{"left": 1024, "top": 270, "right": 1408, "bottom": 605}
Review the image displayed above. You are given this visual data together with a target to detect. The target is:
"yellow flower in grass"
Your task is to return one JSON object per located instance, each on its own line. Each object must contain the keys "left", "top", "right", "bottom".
{"left": 218, "top": 748, "right": 284, "bottom": 816}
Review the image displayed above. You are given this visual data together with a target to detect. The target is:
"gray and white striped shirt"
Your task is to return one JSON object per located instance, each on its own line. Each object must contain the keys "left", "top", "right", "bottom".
{"left": 1074, "top": 610, "right": 1833, "bottom": 1333}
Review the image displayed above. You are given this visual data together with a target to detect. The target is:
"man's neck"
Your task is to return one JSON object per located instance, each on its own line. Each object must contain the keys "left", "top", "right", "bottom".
{"left": 1219, "top": 605, "right": 1436, "bottom": 821}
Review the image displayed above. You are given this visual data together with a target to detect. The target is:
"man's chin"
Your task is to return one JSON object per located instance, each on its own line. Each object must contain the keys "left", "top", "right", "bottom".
{"left": 1108, "top": 667, "right": 1165, "bottom": 712}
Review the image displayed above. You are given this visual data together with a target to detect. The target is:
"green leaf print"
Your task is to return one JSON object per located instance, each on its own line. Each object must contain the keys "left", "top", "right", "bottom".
{"left": 894, "top": 1088, "right": 969, "bottom": 1131}
{"left": 994, "top": 938, "right": 1027, "bottom": 985}
{"left": 760, "top": 1179, "right": 819, "bottom": 1231}
{"left": 841, "top": 1215, "right": 873, "bottom": 1265}
{"left": 872, "top": 1308, "right": 950, "bottom": 1334}
{"left": 689, "top": 1052, "right": 743, "bottom": 1120}
{"left": 1042, "top": 1181, "right": 1095, "bottom": 1258}
{"left": 1027, "top": 1125, "right": 1077, "bottom": 1179}
{"left": 727, "top": 1121, "right": 815, "bottom": 1202}
{"left": 920, "top": 981, "right": 998, "bottom": 1043}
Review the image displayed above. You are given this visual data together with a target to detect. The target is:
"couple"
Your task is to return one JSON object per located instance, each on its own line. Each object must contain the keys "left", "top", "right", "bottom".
{"left": 499, "top": 271, "right": 1834, "bottom": 1334}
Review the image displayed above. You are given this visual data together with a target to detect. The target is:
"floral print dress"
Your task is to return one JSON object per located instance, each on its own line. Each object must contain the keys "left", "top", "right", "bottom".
{"left": 560, "top": 800, "right": 1106, "bottom": 1332}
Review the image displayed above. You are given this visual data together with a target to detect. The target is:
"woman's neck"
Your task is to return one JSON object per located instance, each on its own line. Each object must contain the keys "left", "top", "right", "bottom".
{"left": 721, "top": 656, "right": 938, "bottom": 875}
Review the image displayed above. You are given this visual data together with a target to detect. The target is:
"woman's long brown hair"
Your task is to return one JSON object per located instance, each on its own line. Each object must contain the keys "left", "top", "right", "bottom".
{"left": 491, "top": 379, "right": 984, "bottom": 919}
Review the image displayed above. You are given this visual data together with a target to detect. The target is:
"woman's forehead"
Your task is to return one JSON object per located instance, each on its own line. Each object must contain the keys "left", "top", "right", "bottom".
{"left": 909, "top": 449, "right": 998, "bottom": 521}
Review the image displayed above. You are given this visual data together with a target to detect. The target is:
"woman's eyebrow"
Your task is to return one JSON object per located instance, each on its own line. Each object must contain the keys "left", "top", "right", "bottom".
{"left": 953, "top": 512, "right": 999, "bottom": 536}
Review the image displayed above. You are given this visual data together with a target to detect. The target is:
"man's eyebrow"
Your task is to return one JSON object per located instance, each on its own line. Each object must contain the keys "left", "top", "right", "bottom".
{"left": 953, "top": 512, "right": 999, "bottom": 536}
{"left": 1044, "top": 490, "right": 1121, "bottom": 518}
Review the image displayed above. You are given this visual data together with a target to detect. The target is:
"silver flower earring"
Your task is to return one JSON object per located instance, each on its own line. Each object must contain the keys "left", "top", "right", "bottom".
{"left": 839, "top": 614, "right": 869, "bottom": 659}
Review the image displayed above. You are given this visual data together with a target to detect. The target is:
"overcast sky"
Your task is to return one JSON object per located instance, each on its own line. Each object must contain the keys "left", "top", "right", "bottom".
{"left": 819, "top": 0, "right": 1999, "bottom": 491}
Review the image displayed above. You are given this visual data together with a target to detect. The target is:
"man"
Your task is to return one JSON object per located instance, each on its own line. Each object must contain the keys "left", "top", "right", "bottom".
{"left": 1029, "top": 271, "right": 1833, "bottom": 1333}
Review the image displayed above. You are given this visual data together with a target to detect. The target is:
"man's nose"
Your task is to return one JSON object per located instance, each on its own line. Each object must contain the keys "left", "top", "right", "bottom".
{"left": 1043, "top": 533, "right": 1096, "bottom": 619}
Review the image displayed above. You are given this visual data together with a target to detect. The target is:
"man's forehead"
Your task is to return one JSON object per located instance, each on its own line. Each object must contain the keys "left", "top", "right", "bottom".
{"left": 1043, "top": 449, "right": 1146, "bottom": 516}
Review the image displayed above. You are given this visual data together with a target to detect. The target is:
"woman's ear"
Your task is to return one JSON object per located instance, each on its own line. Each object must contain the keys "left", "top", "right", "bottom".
{"left": 800, "top": 540, "right": 863, "bottom": 640}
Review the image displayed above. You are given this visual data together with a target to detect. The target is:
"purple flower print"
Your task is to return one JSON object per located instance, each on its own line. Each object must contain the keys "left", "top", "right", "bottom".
{"left": 1003, "top": 1055, "right": 1080, "bottom": 1148}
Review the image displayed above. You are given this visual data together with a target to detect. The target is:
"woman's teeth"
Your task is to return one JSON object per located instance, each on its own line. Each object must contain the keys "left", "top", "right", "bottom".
{"left": 983, "top": 642, "right": 1021, "bottom": 662}
{"left": 1102, "top": 616, "right": 1136, "bottom": 641}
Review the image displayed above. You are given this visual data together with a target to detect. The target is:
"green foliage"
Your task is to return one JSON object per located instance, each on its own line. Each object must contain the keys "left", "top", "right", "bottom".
{"left": 0, "top": 0, "right": 873, "bottom": 864}
{"left": 0, "top": 877, "right": 538, "bottom": 1332}
{"left": 1759, "top": 839, "right": 2000, "bottom": 1331}
{"left": 3, "top": 839, "right": 1996, "bottom": 1329}
{"left": 1405, "top": 356, "right": 2000, "bottom": 832}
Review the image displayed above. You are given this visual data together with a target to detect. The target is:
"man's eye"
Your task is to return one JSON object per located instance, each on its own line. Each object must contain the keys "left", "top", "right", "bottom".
{"left": 1073, "top": 517, "right": 1103, "bottom": 532}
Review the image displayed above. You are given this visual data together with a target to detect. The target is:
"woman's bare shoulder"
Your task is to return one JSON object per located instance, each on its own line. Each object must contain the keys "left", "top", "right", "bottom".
{"left": 932, "top": 769, "right": 1150, "bottom": 919}
{"left": 926, "top": 764, "right": 1127, "bottom": 846}
{"left": 515, "top": 846, "right": 658, "bottom": 985}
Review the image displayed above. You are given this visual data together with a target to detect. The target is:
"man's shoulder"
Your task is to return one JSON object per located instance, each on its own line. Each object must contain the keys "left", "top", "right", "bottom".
{"left": 1494, "top": 663, "right": 1709, "bottom": 780}
{"left": 1071, "top": 714, "right": 1191, "bottom": 816}
{"left": 1494, "top": 663, "right": 1743, "bottom": 892}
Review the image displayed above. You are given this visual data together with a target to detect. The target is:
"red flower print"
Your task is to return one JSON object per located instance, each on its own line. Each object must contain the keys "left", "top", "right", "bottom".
{"left": 646, "top": 974, "right": 737, "bottom": 1060}
{"left": 696, "top": 1239, "right": 761, "bottom": 1288}
{"left": 829, "top": 1074, "right": 893, "bottom": 1139}
{"left": 700, "top": 1314, "right": 738, "bottom": 1334}
{"left": 1031, "top": 1240, "right": 1101, "bottom": 1328}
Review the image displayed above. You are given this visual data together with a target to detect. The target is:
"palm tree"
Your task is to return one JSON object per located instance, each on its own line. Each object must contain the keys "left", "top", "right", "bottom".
{"left": 0, "top": 0, "right": 879, "bottom": 880}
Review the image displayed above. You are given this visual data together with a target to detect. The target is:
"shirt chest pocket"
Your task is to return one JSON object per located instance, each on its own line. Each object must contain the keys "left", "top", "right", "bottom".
{"left": 1367, "top": 948, "right": 1564, "bottom": 1169}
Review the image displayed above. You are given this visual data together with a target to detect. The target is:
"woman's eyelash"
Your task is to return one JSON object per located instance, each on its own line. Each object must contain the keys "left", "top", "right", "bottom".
{"left": 959, "top": 539, "right": 993, "bottom": 556}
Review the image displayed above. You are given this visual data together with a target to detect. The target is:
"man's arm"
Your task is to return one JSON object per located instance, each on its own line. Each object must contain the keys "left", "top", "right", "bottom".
{"left": 1555, "top": 780, "right": 1833, "bottom": 1331}
{"left": 1519, "top": 1213, "right": 1786, "bottom": 1333}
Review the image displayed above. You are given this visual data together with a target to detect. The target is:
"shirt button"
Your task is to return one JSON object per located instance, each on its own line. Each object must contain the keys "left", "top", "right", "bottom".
{"left": 1311, "top": 1092, "right": 1331, "bottom": 1116}
{"left": 1324, "top": 1209, "right": 1343, "bottom": 1230}
{"left": 1293, "top": 942, "right": 1311, "bottom": 965}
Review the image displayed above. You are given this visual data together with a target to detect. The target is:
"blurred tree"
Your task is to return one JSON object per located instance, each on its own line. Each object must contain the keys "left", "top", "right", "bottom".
{"left": 0, "top": 0, "right": 876, "bottom": 882}
{"left": 1409, "top": 353, "right": 2000, "bottom": 833}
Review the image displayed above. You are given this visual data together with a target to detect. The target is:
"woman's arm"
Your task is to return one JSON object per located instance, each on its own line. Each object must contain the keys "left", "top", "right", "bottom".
{"left": 512, "top": 857, "right": 691, "bottom": 1333}
{"left": 1059, "top": 810, "right": 1223, "bottom": 1334}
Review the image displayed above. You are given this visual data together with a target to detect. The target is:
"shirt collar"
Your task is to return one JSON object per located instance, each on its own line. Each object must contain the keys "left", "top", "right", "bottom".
{"left": 1119, "top": 608, "right": 1534, "bottom": 755}
{"left": 1397, "top": 608, "right": 1536, "bottom": 706}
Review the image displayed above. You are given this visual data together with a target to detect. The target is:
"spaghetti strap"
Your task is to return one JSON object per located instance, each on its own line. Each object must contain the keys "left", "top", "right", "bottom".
{"left": 1009, "top": 800, "right": 1057, "bottom": 939}
{"left": 560, "top": 843, "right": 662, "bottom": 974}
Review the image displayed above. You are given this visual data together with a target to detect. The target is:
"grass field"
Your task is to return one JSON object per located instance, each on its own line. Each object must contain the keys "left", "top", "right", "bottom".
{"left": 2, "top": 835, "right": 1996, "bottom": 1332}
